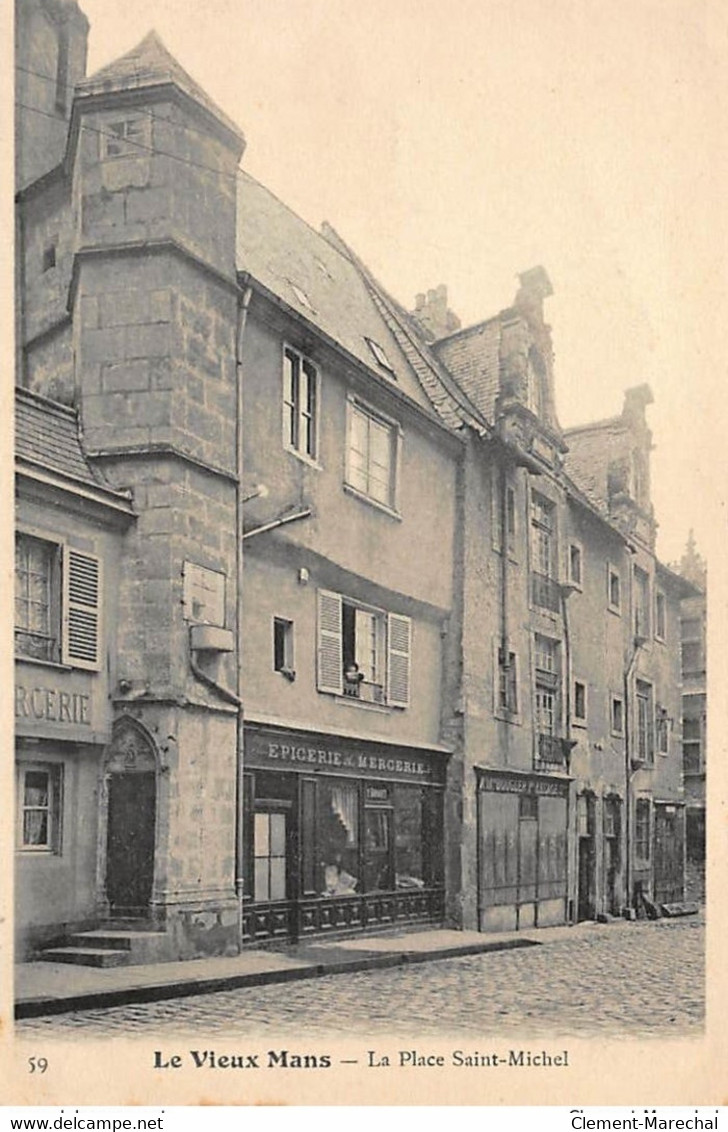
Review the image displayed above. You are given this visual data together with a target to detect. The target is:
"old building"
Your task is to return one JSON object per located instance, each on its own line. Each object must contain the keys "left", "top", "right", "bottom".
{"left": 674, "top": 534, "right": 707, "bottom": 901}
{"left": 14, "top": 0, "right": 692, "bottom": 962}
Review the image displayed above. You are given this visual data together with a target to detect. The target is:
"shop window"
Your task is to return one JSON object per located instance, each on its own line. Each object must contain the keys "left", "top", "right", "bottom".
{"left": 319, "top": 781, "right": 359, "bottom": 896}
{"left": 317, "top": 589, "right": 411, "bottom": 707}
{"left": 364, "top": 803, "right": 394, "bottom": 892}
{"left": 393, "top": 785, "right": 425, "bottom": 889}
{"left": 655, "top": 591, "right": 666, "bottom": 641}
{"left": 273, "top": 618, "right": 295, "bottom": 679}
{"left": 634, "top": 799, "right": 651, "bottom": 863}
{"left": 607, "top": 564, "right": 622, "bottom": 613}
{"left": 15, "top": 533, "right": 101, "bottom": 670}
{"left": 17, "top": 764, "right": 62, "bottom": 853}
{"left": 573, "top": 680, "right": 587, "bottom": 725}
{"left": 611, "top": 695, "right": 625, "bottom": 737}
{"left": 283, "top": 346, "right": 318, "bottom": 461}
{"left": 346, "top": 397, "right": 400, "bottom": 512}
{"left": 102, "top": 116, "right": 149, "bottom": 160}
{"left": 253, "top": 811, "right": 287, "bottom": 902}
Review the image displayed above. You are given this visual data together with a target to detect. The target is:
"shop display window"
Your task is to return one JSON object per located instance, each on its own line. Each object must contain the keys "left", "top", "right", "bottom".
{"left": 318, "top": 781, "right": 359, "bottom": 896}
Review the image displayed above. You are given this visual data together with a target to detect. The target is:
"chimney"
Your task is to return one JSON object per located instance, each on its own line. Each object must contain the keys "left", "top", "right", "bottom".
{"left": 411, "top": 284, "right": 461, "bottom": 342}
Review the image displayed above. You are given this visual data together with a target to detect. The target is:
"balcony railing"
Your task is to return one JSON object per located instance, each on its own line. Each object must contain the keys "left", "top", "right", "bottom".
{"left": 535, "top": 733, "right": 569, "bottom": 771}
{"left": 531, "top": 571, "right": 562, "bottom": 613}
{"left": 343, "top": 680, "right": 385, "bottom": 704}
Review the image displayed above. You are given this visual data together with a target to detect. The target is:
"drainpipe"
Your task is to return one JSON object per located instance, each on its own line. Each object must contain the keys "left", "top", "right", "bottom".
{"left": 235, "top": 284, "right": 253, "bottom": 948}
{"left": 499, "top": 461, "right": 511, "bottom": 762}
{"left": 242, "top": 509, "right": 312, "bottom": 541}
{"left": 560, "top": 580, "right": 574, "bottom": 921}
{"left": 623, "top": 639, "right": 640, "bottom": 916}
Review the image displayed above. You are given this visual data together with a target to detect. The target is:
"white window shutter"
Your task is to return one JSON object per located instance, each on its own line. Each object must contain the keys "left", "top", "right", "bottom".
{"left": 317, "top": 589, "right": 343, "bottom": 694}
{"left": 387, "top": 613, "right": 411, "bottom": 708}
{"left": 63, "top": 549, "right": 101, "bottom": 671}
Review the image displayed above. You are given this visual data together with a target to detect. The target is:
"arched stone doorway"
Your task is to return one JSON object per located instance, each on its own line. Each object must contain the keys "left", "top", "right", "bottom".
{"left": 103, "top": 717, "right": 158, "bottom": 915}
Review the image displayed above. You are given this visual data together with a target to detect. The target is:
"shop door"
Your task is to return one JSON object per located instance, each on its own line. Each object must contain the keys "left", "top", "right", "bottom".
{"left": 603, "top": 800, "right": 621, "bottom": 916}
{"left": 576, "top": 795, "right": 596, "bottom": 921}
{"left": 106, "top": 771, "right": 156, "bottom": 912}
{"left": 653, "top": 806, "right": 684, "bottom": 904}
{"left": 254, "top": 810, "right": 290, "bottom": 904}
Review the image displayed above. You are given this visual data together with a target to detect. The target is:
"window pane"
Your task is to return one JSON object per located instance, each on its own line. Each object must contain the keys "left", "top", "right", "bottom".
{"left": 254, "top": 859, "right": 270, "bottom": 902}
{"left": 319, "top": 781, "right": 359, "bottom": 895}
{"left": 269, "top": 857, "right": 286, "bottom": 901}
{"left": 394, "top": 786, "right": 424, "bottom": 888}
{"left": 269, "top": 812, "right": 286, "bottom": 857}
{"left": 254, "top": 812, "right": 269, "bottom": 857}
{"left": 23, "top": 811, "right": 48, "bottom": 846}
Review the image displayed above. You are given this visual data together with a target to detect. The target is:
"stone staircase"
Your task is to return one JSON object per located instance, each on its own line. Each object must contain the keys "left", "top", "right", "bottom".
{"left": 38, "top": 922, "right": 171, "bottom": 968}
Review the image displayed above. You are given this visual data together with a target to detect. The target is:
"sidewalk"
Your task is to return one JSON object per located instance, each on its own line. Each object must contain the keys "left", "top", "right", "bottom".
{"left": 15, "top": 918, "right": 623, "bottom": 1020}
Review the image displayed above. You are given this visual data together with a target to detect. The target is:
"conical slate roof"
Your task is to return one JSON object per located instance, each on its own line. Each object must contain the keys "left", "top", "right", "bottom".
{"left": 76, "top": 30, "right": 244, "bottom": 142}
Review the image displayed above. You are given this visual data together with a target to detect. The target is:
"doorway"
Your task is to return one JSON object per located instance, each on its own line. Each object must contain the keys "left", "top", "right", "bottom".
{"left": 576, "top": 793, "right": 596, "bottom": 921}
{"left": 106, "top": 771, "right": 156, "bottom": 913}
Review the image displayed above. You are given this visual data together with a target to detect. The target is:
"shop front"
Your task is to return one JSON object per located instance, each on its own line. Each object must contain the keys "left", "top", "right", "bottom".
{"left": 242, "top": 725, "right": 447, "bottom": 943}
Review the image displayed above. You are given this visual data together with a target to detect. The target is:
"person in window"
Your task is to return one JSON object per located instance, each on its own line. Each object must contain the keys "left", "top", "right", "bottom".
{"left": 343, "top": 661, "right": 364, "bottom": 697}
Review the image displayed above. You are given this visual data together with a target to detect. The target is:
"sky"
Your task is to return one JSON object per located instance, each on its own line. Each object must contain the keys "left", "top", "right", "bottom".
{"left": 34, "top": 0, "right": 728, "bottom": 564}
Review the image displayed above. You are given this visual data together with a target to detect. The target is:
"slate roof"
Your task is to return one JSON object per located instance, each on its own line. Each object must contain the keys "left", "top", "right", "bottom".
{"left": 16, "top": 386, "right": 110, "bottom": 491}
{"left": 433, "top": 318, "right": 503, "bottom": 424}
{"left": 76, "top": 31, "right": 244, "bottom": 143}
{"left": 562, "top": 418, "right": 626, "bottom": 516}
{"left": 235, "top": 172, "right": 479, "bottom": 429}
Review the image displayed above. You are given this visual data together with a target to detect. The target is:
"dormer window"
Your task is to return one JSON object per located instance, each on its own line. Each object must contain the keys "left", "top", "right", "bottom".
{"left": 365, "top": 338, "right": 394, "bottom": 374}
{"left": 288, "top": 280, "right": 316, "bottom": 313}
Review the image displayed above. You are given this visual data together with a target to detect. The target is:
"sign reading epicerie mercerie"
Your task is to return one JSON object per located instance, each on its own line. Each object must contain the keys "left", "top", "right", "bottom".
{"left": 245, "top": 727, "right": 447, "bottom": 784}
{"left": 15, "top": 683, "right": 91, "bottom": 727}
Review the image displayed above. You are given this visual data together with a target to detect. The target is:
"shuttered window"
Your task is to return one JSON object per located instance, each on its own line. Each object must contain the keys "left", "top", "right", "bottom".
{"left": 317, "top": 590, "right": 344, "bottom": 694}
{"left": 387, "top": 613, "right": 411, "bottom": 708}
{"left": 316, "top": 589, "right": 411, "bottom": 708}
{"left": 63, "top": 550, "right": 102, "bottom": 671}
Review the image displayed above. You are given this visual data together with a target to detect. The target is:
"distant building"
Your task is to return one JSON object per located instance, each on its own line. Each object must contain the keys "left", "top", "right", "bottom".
{"left": 14, "top": 0, "right": 694, "bottom": 962}
{"left": 674, "top": 533, "right": 707, "bottom": 901}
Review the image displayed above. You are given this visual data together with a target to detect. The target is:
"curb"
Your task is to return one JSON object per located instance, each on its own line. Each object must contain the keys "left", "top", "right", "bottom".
{"left": 16, "top": 936, "right": 539, "bottom": 1020}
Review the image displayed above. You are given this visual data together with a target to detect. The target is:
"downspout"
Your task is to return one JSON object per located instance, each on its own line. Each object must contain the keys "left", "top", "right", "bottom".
{"left": 235, "top": 284, "right": 253, "bottom": 947}
{"left": 624, "top": 639, "right": 640, "bottom": 915}
{"left": 499, "top": 461, "right": 511, "bottom": 763}
{"left": 560, "top": 581, "right": 574, "bottom": 921}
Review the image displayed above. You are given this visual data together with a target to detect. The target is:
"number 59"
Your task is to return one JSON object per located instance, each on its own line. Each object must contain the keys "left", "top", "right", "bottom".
{"left": 28, "top": 1057, "right": 48, "bottom": 1074}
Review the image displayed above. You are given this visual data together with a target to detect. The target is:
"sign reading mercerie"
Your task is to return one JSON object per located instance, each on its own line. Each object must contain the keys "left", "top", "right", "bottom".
{"left": 15, "top": 683, "right": 91, "bottom": 726}
{"left": 245, "top": 728, "right": 445, "bottom": 784}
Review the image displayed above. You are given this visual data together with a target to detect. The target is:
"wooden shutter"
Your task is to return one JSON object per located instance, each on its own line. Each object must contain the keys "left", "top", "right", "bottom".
{"left": 317, "top": 589, "right": 343, "bottom": 694}
{"left": 387, "top": 613, "right": 411, "bottom": 708}
{"left": 63, "top": 549, "right": 101, "bottom": 670}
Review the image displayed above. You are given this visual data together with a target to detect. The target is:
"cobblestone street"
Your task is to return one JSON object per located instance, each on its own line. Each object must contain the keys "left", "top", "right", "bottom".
{"left": 18, "top": 916, "right": 703, "bottom": 1039}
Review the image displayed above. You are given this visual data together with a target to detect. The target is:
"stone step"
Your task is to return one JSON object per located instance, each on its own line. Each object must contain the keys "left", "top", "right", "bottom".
{"left": 65, "top": 931, "right": 168, "bottom": 952}
{"left": 40, "top": 947, "right": 131, "bottom": 968}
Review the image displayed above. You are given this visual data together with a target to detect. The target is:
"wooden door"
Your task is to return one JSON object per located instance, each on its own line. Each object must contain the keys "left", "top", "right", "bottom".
{"left": 653, "top": 806, "right": 684, "bottom": 904}
{"left": 106, "top": 771, "right": 156, "bottom": 912}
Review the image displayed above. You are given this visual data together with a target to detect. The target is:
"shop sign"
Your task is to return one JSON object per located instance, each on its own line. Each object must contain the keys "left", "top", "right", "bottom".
{"left": 478, "top": 771, "right": 569, "bottom": 798}
{"left": 245, "top": 729, "right": 445, "bottom": 784}
{"left": 15, "top": 683, "right": 91, "bottom": 726}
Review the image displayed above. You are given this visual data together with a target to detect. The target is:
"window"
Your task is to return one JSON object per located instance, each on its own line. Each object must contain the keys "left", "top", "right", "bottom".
{"left": 288, "top": 280, "right": 316, "bottom": 313}
{"left": 681, "top": 618, "right": 702, "bottom": 641}
{"left": 283, "top": 347, "right": 318, "bottom": 460}
{"left": 346, "top": 399, "right": 398, "bottom": 511}
{"left": 42, "top": 242, "right": 57, "bottom": 272}
{"left": 253, "top": 811, "right": 287, "bottom": 902}
{"left": 496, "top": 646, "right": 518, "bottom": 714}
{"left": 365, "top": 338, "right": 394, "bottom": 373}
{"left": 634, "top": 566, "right": 650, "bottom": 639}
{"left": 573, "top": 680, "right": 587, "bottom": 725}
{"left": 183, "top": 562, "right": 225, "bottom": 626}
{"left": 682, "top": 716, "right": 702, "bottom": 774}
{"left": 273, "top": 618, "right": 294, "bottom": 679}
{"left": 568, "top": 542, "right": 583, "bottom": 589}
{"left": 317, "top": 589, "right": 411, "bottom": 707}
{"left": 636, "top": 680, "right": 654, "bottom": 764}
{"left": 534, "top": 634, "right": 562, "bottom": 767}
{"left": 102, "top": 116, "right": 148, "bottom": 160}
{"left": 607, "top": 565, "right": 621, "bottom": 613}
{"left": 15, "top": 534, "right": 102, "bottom": 671}
{"left": 611, "top": 696, "right": 624, "bottom": 736}
{"left": 493, "top": 476, "right": 517, "bottom": 555}
{"left": 655, "top": 591, "right": 666, "bottom": 641}
{"left": 17, "top": 764, "right": 62, "bottom": 852}
{"left": 656, "top": 706, "right": 670, "bottom": 754}
{"left": 681, "top": 641, "right": 705, "bottom": 676}
{"left": 530, "top": 493, "right": 560, "bottom": 611}
{"left": 634, "top": 799, "right": 651, "bottom": 863}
